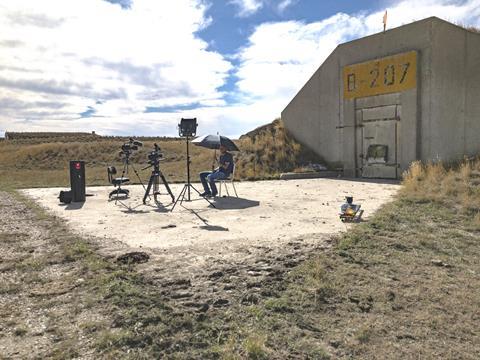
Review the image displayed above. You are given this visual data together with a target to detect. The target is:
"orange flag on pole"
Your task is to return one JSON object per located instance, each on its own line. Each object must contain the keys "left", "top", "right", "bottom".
{"left": 383, "top": 10, "right": 388, "bottom": 32}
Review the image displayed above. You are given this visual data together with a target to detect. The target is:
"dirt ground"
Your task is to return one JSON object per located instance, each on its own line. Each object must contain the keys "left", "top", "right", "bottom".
{"left": 23, "top": 178, "right": 399, "bottom": 261}
{"left": 4, "top": 171, "right": 479, "bottom": 358}
{"left": 0, "top": 191, "right": 106, "bottom": 359}
{"left": 0, "top": 178, "right": 398, "bottom": 357}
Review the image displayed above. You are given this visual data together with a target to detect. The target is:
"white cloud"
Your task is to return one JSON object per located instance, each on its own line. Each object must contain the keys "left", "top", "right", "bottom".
{"left": 235, "top": 13, "right": 366, "bottom": 100}
{"left": 277, "top": 0, "right": 297, "bottom": 13}
{"left": 230, "top": 0, "right": 263, "bottom": 17}
{"left": 230, "top": 0, "right": 298, "bottom": 17}
{"left": 0, "top": 0, "right": 231, "bottom": 132}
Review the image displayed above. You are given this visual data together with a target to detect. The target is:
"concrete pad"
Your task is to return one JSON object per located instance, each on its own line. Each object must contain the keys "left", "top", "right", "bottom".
{"left": 23, "top": 179, "right": 399, "bottom": 257}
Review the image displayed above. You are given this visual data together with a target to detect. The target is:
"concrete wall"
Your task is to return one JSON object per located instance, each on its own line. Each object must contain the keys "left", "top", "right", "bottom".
{"left": 282, "top": 51, "right": 342, "bottom": 164}
{"left": 282, "top": 17, "right": 480, "bottom": 178}
{"left": 428, "top": 20, "right": 480, "bottom": 161}
{"left": 465, "top": 30, "right": 480, "bottom": 156}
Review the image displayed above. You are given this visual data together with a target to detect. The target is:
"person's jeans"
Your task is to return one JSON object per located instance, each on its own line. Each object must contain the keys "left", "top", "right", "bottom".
{"left": 199, "top": 170, "right": 228, "bottom": 195}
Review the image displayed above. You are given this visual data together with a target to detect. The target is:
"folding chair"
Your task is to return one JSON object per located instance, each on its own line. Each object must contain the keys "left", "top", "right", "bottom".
{"left": 217, "top": 163, "right": 238, "bottom": 197}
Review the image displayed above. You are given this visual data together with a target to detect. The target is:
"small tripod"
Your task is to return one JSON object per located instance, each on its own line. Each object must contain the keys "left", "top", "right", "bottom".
{"left": 171, "top": 134, "right": 215, "bottom": 211}
{"left": 142, "top": 145, "right": 175, "bottom": 205}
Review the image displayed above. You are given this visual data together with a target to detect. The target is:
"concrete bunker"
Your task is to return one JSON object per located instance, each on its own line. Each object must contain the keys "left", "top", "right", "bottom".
{"left": 282, "top": 17, "right": 480, "bottom": 179}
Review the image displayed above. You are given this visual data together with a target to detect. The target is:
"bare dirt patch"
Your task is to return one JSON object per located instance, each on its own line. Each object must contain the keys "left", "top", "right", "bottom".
{"left": 23, "top": 178, "right": 399, "bottom": 259}
{"left": 14, "top": 178, "right": 398, "bottom": 356}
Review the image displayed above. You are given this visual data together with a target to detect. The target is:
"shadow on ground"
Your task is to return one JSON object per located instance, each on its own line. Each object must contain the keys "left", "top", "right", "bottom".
{"left": 59, "top": 202, "right": 85, "bottom": 210}
{"left": 211, "top": 196, "right": 260, "bottom": 210}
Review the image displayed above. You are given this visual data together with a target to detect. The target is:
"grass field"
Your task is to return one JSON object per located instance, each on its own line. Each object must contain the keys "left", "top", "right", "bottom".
{"left": 0, "top": 119, "right": 324, "bottom": 189}
{"left": 1, "top": 157, "right": 479, "bottom": 357}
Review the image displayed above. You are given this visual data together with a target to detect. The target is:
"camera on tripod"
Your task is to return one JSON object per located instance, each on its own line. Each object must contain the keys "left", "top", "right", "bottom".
{"left": 120, "top": 138, "right": 143, "bottom": 156}
{"left": 142, "top": 143, "right": 175, "bottom": 204}
{"left": 147, "top": 143, "right": 163, "bottom": 165}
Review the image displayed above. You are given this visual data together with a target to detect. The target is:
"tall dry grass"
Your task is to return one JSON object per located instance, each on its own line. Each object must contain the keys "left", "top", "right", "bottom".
{"left": 401, "top": 158, "right": 480, "bottom": 225}
{"left": 235, "top": 119, "right": 324, "bottom": 179}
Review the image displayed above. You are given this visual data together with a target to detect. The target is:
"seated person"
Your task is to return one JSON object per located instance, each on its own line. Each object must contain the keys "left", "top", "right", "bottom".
{"left": 199, "top": 145, "right": 233, "bottom": 197}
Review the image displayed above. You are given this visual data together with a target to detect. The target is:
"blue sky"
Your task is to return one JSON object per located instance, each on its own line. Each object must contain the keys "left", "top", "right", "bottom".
{"left": 199, "top": 0, "right": 381, "bottom": 99}
{"left": 0, "top": 0, "right": 479, "bottom": 137}
{"left": 201, "top": 1, "right": 381, "bottom": 54}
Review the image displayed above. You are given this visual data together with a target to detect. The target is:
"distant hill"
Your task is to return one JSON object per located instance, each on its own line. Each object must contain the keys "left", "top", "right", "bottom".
{"left": 3, "top": 131, "right": 181, "bottom": 144}
{"left": 5, "top": 131, "right": 100, "bottom": 140}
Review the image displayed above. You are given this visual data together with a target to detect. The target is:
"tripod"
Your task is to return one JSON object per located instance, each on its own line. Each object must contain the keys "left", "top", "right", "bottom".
{"left": 171, "top": 135, "right": 215, "bottom": 211}
{"left": 113, "top": 151, "right": 146, "bottom": 204}
{"left": 142, "top": 160, "right": 175, "bottom": 205}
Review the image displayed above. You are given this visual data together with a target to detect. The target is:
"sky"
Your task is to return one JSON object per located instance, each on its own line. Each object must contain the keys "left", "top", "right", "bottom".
{"left": 0, "top": 0, "right": 479, "bottom": 138}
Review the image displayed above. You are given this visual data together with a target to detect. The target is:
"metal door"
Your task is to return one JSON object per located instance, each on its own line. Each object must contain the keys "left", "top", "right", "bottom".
{"left": 361, "top": 119, "right": 399, "bottom": 178}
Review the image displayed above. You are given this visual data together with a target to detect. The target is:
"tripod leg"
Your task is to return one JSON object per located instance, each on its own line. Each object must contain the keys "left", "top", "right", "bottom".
{"left": 130, "top": 163, "right": 147, "bottom": 191}
{"left": 180, "top": 187, "right": 185, "bottom": 206}
{"left": 153, "top": 175, "right": 160, "bottom": 203}
{"left": 143, "top": 175, "right": 154, "bottom": 205}
{"left": 171, "top": 185, "right": 187, "bottom": 211}
{"left": 189, "top": 184, "right": 216, "bottom": 208}
{"left": 179, "top": 185, "right": 188, "bottom": 206}
{"left": 160, "top": 174, "right": 175, "bottom": 202}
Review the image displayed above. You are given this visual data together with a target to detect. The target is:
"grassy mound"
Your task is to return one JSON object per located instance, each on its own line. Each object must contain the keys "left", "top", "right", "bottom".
{"left": 235, "top": 119, "right": 324, "bottom": 179}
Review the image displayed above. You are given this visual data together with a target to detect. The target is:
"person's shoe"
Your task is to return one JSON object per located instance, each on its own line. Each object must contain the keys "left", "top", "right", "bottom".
{"left": 211, "top": 192, "right": 218, "bottom": 198}
{"left": 200, "top": 191, "right": 211, "bottom": 197}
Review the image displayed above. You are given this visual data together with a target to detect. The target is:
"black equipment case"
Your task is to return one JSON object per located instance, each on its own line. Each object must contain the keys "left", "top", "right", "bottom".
{"left": 69, "top": 160, "right": 86, "bottom": 202}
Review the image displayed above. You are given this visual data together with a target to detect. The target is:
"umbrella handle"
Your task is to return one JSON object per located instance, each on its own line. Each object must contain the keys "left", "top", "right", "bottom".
{"left": 212, "top": 149, "right": 216, "bottom": 171}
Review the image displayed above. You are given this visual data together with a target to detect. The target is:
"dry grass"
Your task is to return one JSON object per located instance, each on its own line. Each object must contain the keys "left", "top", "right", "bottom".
{"left": 402, "top": 158, "right": 480, "bottom": 225}
{"left": 457, "top": 22, "right": 480, "bottom": 34}
{"left": 235, "top": 119, "right": 324, "bottom": 179}
{"left": 0, "top": 119, "right": 324, "bottom": 188}
{"left": 219, "top": 159, "right": 480, "bottom": 358}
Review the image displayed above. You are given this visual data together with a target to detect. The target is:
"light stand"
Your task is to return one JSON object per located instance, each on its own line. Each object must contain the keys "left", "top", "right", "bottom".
{"left": 171, "top": 118, "right": 215, "bottom": 211}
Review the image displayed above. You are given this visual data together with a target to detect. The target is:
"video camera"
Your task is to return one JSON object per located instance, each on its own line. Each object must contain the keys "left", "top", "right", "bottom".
{"left": 120, "top": 138, "right": 143, "bottom": 156}
{"left": 147, "top": 143, "right": 163, "bottom": 166}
